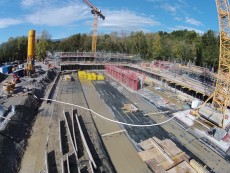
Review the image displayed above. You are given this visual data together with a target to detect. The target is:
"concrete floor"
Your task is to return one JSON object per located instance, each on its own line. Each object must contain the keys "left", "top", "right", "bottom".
{"left": 19, "top": 102, "right": 54, "bottom": 173}
{"left": 19, "top": 73, "right": 230, "bottom": 173}
{"left": 20, "top": 74, "right": 151, "bottom": 173}
{"left": 81, "top": 80, "right": 151, "bottom": 173}
{"left": 96, "top": 78, "right": 230, "bottom": 173}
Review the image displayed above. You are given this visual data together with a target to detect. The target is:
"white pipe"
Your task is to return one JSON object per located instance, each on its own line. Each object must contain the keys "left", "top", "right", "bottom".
{"left": 40, "top": 98, "right": 180, "bottom": 127}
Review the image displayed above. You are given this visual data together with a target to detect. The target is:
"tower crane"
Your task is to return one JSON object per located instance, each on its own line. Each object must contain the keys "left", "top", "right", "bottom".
{"left": 197, "top": 0, "right": 230, "bottom": 129}
{"left": 213, "top": 0, "right": 230, "bottom": 128}
{"left": 83, "top": 0, "right": 105, "bottom": 53}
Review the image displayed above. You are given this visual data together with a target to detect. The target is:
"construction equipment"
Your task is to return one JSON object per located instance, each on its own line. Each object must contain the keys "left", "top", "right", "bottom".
{"left": 83, "top": 0, "right": 105, "bottom": 53}
{"left": 197, "top": 0, "right": 230, "bottom": 129}
{"left": 26, "top": 30, "right": 36, "bottom": 76}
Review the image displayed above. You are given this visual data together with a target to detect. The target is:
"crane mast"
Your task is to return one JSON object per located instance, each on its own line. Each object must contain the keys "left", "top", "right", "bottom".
{"left": 83, "top": 0, "right": 105, "bottom": 53}
{"left": 207, "top": 0, "right": 230, "bottom": 128}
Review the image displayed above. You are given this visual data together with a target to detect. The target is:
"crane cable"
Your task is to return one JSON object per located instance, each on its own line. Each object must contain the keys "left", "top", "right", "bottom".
{"left": 39, "top": 97, "right": 180, "bottom": 127}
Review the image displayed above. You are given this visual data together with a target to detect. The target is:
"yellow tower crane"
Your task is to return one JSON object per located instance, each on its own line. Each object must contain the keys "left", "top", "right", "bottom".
{"left": 213, "top": 0, "right": 230, "bottom": 128}
{"left": 197, "top": 0, "right": 230, "bottom": 129}
{"left": 83, "top": 0, "right": 105, "bottom": 53}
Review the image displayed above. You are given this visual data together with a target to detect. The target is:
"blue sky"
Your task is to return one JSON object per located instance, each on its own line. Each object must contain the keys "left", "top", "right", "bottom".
{"left": 0, "top": 0, "right": 219, "bottom": 42}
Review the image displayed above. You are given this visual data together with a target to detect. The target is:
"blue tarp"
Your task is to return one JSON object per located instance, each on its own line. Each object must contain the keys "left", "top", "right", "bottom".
{"left": 0, "top": 66, "right": 8, "bottom": 74}
{"left": 6, "top": 65, "right": 12, "bottom": 74}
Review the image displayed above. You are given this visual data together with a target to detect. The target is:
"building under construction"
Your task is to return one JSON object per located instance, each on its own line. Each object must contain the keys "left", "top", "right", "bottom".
{"left": 1, "top": 0, "right": 230, "bottom": 173}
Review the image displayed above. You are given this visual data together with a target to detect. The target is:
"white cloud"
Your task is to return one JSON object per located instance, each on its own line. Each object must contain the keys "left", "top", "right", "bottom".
{"left": 21, "top": 0, "right": 42, "bottom": 7}
{"left": 170, "top": 25, "right": 204, "bottom": 34}
{"left": 25, "top": 4, "right": 90, "bottom": 26}
{"left": 0, "top": 18, "right": 22, "bottom": 28}
{"left": 99, "top": 10, "right": 161, "bottom": 31}
{"left": 185, "top": 17, "right": 202, "bottom": 26}
{"left": 176, "top": 0, "right": 189, "bottom": 7}
{"left": 161, "top": 3, "right": 178, "bottom": 15}
{"left": 174, "top": 17, "right": 182, "bottom": 21}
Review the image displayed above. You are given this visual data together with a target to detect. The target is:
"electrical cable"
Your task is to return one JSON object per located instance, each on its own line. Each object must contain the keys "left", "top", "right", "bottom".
{"left": 39, "top": 97, "right": 179, "bottom": 127}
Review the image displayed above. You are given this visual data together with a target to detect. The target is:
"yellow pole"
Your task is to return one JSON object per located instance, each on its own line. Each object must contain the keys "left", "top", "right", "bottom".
{"left": 26, "top": 30, "right": 36, "bottom": 75}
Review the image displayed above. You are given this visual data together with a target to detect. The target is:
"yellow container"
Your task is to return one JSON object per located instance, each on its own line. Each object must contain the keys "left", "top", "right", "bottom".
{"left": 27, "top": 30, "right": 35, "bottom": 58}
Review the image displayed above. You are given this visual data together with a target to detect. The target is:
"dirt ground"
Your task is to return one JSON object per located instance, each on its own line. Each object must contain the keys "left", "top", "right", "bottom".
{"left": 0, "top": 67, "right": 57, "bottom": 173}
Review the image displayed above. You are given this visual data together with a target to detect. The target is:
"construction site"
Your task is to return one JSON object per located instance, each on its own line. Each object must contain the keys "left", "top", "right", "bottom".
{"left": 1, "top": 0, "right": 230, "bottom": 173}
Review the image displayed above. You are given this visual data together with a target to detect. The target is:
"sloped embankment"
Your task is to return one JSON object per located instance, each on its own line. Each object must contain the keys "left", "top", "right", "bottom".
{"left": 0, "top": 72, "right": 7, "bottom": 82}
{"left": 0, "top": 69, "right": 57, "bottom": 173}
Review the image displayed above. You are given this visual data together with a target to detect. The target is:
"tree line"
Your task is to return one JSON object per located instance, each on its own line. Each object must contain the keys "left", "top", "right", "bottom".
{"left": 0, "top": 29, "right": 219, "bottom": 69}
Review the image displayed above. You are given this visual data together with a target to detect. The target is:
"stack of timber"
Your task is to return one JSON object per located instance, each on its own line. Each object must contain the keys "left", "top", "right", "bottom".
{"left": 138, "top": 137, "right": 208, "bottom": 173}
{"left": 122, "top": 104, "right": 139, "bottom": 113}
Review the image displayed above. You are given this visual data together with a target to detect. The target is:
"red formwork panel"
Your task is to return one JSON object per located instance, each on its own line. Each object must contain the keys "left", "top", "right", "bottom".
{"left": 105, "top": 65, "right": 140, "bottom": 91}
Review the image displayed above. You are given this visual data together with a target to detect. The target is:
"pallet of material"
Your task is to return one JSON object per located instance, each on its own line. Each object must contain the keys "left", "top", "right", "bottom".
{"left": 152, "top": 137, "right": 182, "bottom": 158}
{"left": 146, "top": 159, "right": 167, "bottom": 173}
{"left": 138, "top": 147, "right": 166, "bottom": 163}
{"left": 139, "top": 138, "right": 155, "bottom": 150}
{"left": 138, "top": 137, "right": 208, "bottom": 173}
{"left": 158, "top": 152, "right": 190, "bottom": 171}
{"left": 122, "top": 104, "right": 139, "bottom": 112}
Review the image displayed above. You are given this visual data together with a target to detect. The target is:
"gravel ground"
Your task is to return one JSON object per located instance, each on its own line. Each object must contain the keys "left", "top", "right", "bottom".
{"left": 0, "top": 67, "right": 57, "bottom": 173}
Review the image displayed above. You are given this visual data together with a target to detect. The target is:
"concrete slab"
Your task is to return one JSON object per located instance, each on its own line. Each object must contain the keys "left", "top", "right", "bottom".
{"left": 20, "top": 103, "right": 54, "bottom": 173}
{"left": 81, "top": 81, "right": 151, "bottom": 173}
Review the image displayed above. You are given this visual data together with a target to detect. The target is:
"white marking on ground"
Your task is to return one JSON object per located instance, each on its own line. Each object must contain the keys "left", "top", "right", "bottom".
{"left": 130, "top": 112, "right": 141, "bottom": 123}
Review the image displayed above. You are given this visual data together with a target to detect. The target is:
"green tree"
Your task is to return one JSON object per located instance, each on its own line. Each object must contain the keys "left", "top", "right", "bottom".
{"left": 152, "top": 33, "right": 163, "bottom": 59}
{"left": 35, "top": 30, "right": 52, "bottom": 61}
{"left": 201, "top": 30, "right": 219, "bottom": 68}
{"left": 36, "top": 41, "right": 50, "bottom": 61}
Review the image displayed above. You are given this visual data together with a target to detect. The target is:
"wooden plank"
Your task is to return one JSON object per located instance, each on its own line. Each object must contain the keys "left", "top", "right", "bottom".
{"left": 66, "top": 154, "right": 70, "bottom": 173}
{"left": 159, "top": 152, "right": 186, "bottom": 170}
{"left": 71, "top": 109, "right": 78, "bottom": 151}
{"left": 139, "top": 139, "right": 155, "bottom": 150}
{"left": 190, "top": 159, "right": 208, "bottom": 173}
{"left": 138, "top": 148, "right": 165, "bottom": 163}
{"left": 74, "top": 113, "right": 97, "bottom": 169}
{"left": 45, "top": 149, "right": 49, "bottom": 173}
{"left": 158, "top": 139, "right": 182, "bottom": 158}
{"left": 146, "top": 158, "right": 160, "bottom": 172}
{"left": 61, "top": 158, "right": 64, "bottom": 173}
{"left": 167, "top": 161, "right": 197, "bottom": 173}
{"left": 150, "top": 138, "right": 174, "bottom": 164}
{"left": 59, "top": 119, "right": 63, "bottom": 155}
{"left": 63, "top": 111, "right": 78, "bottom": 159}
